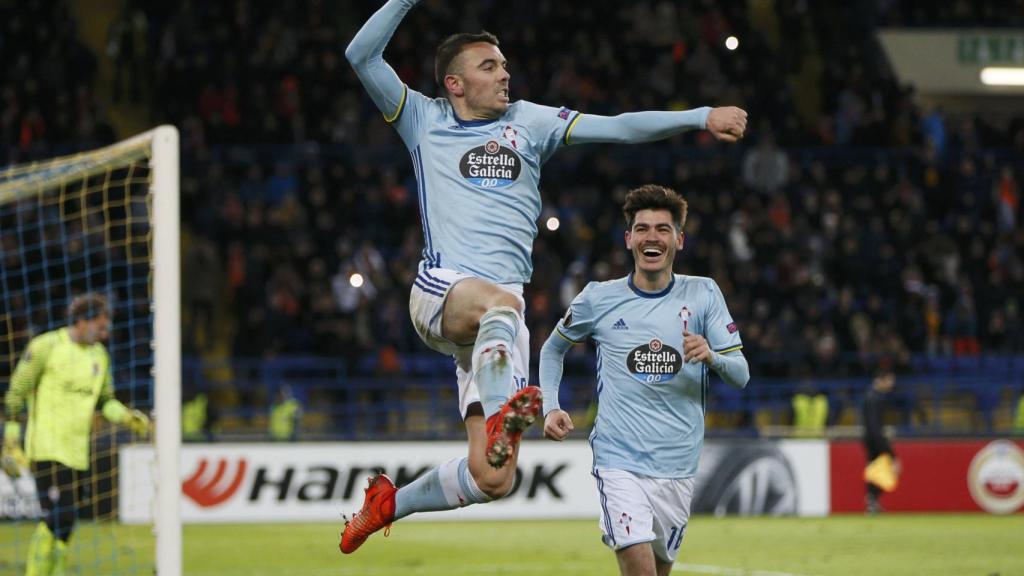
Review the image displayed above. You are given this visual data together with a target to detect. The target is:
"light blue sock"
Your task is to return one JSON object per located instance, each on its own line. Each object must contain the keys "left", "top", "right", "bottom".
{"left": 472, "top": 306, "right": 520, "bottom": 418}
{"left": 393, "top": 457, "right": 489, "bottom": 520}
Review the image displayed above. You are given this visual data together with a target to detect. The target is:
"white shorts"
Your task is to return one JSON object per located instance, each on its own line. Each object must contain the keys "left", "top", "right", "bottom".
{"left": 409, "top": 268, "right": 530, "bottom": 418}
{"left": 593, "top": 468, "right": 695, "bottom": 564}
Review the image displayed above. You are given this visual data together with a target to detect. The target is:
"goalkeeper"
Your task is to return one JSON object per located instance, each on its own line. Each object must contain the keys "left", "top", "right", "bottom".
{"left": 2, "top": 293, "right": 149, "bottom": 576}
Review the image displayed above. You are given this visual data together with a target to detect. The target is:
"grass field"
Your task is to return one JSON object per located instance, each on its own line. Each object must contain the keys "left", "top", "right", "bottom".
{"left": 2, "top": 514, "right": 1022, "bottom": 575}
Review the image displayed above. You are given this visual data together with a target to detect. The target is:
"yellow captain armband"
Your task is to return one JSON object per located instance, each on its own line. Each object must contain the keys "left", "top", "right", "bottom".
{"left": 563, "top": 113, "right": 583, "bottom": 145}
{"left": 555, "top": 328, "right": 580, "bottom": 344}
{"left": 383, "top": 85, "right": 408, "bottom": 123}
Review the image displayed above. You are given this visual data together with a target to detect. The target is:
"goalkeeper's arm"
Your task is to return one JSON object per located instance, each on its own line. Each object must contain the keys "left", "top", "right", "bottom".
{"left": 98, "top": 370, "right": 150, "bottom": 436}
{"left": 4, "top": 334, "right": 52, "bottom": 422}
{"left": 3, "top": 336, "right": 49, "bottom": 477}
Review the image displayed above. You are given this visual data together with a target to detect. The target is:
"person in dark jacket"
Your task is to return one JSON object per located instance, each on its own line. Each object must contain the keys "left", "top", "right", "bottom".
{"left": 862, "top": 369, "right": 897, "bottom": 514}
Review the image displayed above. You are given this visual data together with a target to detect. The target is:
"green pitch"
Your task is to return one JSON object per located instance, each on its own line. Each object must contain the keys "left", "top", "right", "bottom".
{"left": 2, "top": 515, "right": 1022, "bottom": 575}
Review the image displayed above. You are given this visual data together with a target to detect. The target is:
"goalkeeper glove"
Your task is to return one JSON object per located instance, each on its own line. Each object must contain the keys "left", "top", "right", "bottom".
{"left": 2, "top": 421, "right": 29, "bottom": 478}
{"left": 123, "top": 409, "right": 151, "bottom": 437}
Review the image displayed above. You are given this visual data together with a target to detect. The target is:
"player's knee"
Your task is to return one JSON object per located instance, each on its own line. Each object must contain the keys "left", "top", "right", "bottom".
{"left": 474, "top": 304, "right": 521, "bottom": 352}
{"left": 477, "top": 479, "right": 511, "bottom": 501}
{"left": 484, "top": 291, "right": 522, "bottom": 316}
{"left": 473, "top": 472, "right": 514, "bottom": 500}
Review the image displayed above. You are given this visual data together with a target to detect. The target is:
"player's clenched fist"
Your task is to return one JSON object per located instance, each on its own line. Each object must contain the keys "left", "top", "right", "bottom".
{"left": 706, "top": 106, "right": 747, "bottom": 142}
{"left": 683, "top": 330, "right": 714, "bottom": 365}
{"left": 543, "top": 409, "right": 575, "bottom": 441}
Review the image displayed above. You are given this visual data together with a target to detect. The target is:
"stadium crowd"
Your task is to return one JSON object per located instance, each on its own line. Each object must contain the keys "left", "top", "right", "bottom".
{"left": 3, "top": 0, "right": 1023, "bottom": 387}
{"left": 0, "top": 0, "right": 115, "bottom": 162}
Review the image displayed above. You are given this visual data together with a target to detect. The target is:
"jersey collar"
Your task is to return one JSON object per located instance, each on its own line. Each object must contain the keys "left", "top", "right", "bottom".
{"left": 628, "top": 273, "right": 675, "bottom": 298}
{"left": 452, "top": 110, "right": 501, "bottom": 128}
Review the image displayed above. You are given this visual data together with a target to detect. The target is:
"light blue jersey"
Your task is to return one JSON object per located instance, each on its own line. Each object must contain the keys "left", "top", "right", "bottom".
{"left": 391, "top": 91, "right": 578, "bottom": 283}
{"left": 552, "top": 274, "right": 744, "bottom": 478}
{"left": 346, "top": 0, "right": 712, "bottom": 285}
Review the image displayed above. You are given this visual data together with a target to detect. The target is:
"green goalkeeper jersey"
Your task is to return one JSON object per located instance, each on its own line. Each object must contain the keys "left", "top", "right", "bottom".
{"left": 5, "top": 328, "right": 115, "bottom": 470}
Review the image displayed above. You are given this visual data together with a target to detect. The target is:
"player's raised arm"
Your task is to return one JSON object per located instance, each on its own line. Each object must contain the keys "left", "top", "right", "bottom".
{"left": 565, "top": 106, "right": 747, "bottom": 145}
{"left": 344, "top": 0, "right": 421, "bottom": 122}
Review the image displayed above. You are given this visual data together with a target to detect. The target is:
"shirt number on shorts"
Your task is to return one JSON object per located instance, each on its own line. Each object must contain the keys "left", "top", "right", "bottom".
{"left": 666, "top": 525, "right": 685, "bottom": 551}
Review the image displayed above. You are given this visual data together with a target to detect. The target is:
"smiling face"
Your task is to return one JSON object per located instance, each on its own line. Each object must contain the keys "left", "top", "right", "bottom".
{"left": 625, "top": 209, "right": 684, "bottom": 276}
{"left": 444, "top": 42, "right": 510, "bottom": 119}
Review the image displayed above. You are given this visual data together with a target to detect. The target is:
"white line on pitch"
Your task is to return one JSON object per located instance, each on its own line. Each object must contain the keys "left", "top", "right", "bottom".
{"left": 675, "top": 563, "right": 817, "bottom": 576}
{"left": 189, "top": 562, "right": 611, "bottom": 576}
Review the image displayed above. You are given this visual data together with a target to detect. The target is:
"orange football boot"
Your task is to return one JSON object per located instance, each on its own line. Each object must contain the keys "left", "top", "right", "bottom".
{"left": 339, "top": 473, "right": 397, "bottom": 554}
{"left": 485, "top": 386, "right": 542, "bottom": 469}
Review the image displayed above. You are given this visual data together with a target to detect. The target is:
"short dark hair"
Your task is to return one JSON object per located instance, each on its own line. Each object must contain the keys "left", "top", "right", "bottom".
{"left": 622, "top": 184, "right": 688, "bottom": 231}
{"left": 435, "top": 31, "right": 500, "bottom": 91}
{"left": 68, "top": 293, "right": 109, "bottom": 323}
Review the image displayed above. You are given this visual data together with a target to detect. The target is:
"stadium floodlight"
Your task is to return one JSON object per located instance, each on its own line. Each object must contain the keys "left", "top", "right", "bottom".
{"left": 979, "top": 67, "right": 1024, "bottom": 86}
{"left": 0, "top": 126, "right": 181, "bottom": 576}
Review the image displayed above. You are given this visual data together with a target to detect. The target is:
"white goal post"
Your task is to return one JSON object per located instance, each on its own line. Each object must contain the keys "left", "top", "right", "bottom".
{"left": 151, "top": 126, "right": 182, "bottom": 576}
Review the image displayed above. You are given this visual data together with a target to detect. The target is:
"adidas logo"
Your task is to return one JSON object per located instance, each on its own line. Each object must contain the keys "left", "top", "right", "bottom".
{"left": 612, "top": 318, "right": 629, "bottom": 330}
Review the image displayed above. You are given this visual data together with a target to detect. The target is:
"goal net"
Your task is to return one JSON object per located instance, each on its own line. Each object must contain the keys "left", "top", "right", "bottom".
{"left": 0, "top": 126, "right": 181, "bottom": 575}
